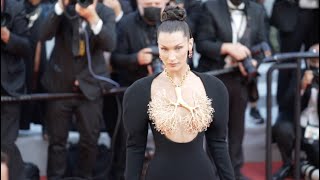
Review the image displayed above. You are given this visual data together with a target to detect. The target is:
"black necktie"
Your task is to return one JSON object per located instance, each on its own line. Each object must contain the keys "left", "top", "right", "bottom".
{"left": 72, "top": 18, "right": 83, "bottom": 57}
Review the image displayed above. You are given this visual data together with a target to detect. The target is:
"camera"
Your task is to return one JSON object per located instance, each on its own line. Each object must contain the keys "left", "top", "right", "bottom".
{"left": 148, "top": 46, "right": 164, "bottom": 74}
{"left": 70, "top": 0, "right": 93, "bottom": 8}
{"left": 241, "top": 42, "right": 272, "bottom": 78}
{"left": 241, "top": 56, "right": 257, "bottom": 78}
{"left": 310, "top": 66, "right": 319, "bottom": 86}
{"left": 1, "top": 12, "right": 11, "bottom": 27}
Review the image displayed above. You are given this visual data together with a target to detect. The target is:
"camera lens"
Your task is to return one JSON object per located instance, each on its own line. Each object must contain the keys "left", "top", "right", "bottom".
{"left": 242, "top": 57, "right": 257, "bottom": 77}
{"left": 77, "top": 0, "right": 93, "bottom": 8}
{"left": 152, "top": 59, "right": 163, "bottom": 74}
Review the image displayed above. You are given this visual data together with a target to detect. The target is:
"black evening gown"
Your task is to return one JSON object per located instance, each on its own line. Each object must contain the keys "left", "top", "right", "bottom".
{"left": 123, "top": 72, "right": 235, "bottom": 180}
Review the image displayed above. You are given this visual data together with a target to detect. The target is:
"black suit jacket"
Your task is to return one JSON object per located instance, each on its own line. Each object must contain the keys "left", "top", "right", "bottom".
{"left": 40, "top": 3, "right": 116, "bottom": 100}
{"left": 270, "top": 0, "right": 299, "bottom": 33}
{"left": 195, "top": 0, "right": 267, "bottom": 72}
{"left": 110, "top": 12, "right": 158, "bottom": 86}
{"left": 1, "top": 0, "right": 31, "bottom": 96}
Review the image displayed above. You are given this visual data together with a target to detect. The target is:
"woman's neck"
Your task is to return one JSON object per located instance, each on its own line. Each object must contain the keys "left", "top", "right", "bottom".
{"left": 165, "top": 65, "right": 190, "bottom": 87}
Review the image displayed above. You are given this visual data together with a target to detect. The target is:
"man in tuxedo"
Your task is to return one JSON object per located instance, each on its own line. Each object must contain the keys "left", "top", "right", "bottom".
{"left": 40, "top": 0, "right": 116, "bottom": 179}
{"left": 196, "top": 0, "right": 267, "bottom": 179}
{"left": 1, "top": 0, "right": 31, "bottom": 179}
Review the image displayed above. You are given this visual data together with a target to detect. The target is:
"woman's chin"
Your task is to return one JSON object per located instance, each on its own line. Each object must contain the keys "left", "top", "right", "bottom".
{"left": 166, "top": 63, "right": 181, "bottom": 71}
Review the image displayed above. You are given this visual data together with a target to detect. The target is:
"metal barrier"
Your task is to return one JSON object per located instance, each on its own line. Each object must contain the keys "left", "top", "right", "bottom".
{"left": 264, "top": 51, "right": 318, "bottom": 180}
{"left": 1, "top": 87, "right": 127, "bottom": 103}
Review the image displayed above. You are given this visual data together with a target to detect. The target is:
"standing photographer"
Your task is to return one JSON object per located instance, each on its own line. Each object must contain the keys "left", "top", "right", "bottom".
{"left": 1, "top": 0, "right": 31, "bottom": 179}
{"left": 196, "top": 0, "right": 267, "bottom": 179}
{"left": 40, "top": 0, "right": 116, "bottom": 179}
{"left": 109, "top": 0, "right": 166, "bottom": 179}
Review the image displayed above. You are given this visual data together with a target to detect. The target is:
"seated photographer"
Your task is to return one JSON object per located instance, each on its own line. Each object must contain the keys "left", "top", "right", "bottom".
{"left": 39, "top": 0, "right": 116, "bottom": 179}
{"left": 195, "top": 0, "right": 267, "bottom": 179}
{"left": 272, "top": 43, "right": 319, "bottom": 180}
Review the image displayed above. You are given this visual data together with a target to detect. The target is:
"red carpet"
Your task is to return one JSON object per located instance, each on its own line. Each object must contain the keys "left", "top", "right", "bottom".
{"left": 40, "top": 161, "right": 300, "bottom": 180}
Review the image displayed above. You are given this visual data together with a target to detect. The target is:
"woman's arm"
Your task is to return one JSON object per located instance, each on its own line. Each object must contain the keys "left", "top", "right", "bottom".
{"left": 205, "top": 76, "right": 235, "bottom": 180}
{"left": 123, "top": 80, "right": 149, "bottom": 180}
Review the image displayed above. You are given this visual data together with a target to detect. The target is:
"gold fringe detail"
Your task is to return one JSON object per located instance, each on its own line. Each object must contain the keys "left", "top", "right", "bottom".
{"left": 147, "top": 90, "right": 214, "bottom": 134}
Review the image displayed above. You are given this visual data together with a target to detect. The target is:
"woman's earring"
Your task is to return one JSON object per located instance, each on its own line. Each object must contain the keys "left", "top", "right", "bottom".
{"left": 188, "top": 51, "right": 193, "bottom": 58}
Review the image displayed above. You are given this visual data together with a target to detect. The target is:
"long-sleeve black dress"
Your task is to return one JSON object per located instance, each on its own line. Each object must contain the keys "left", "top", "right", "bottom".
{"left": 123, "top": 71, "right": 235, "bottom": 180}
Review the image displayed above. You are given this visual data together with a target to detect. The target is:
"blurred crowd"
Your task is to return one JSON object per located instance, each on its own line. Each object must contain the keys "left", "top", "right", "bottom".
{"left": 1, "top": 0, "right": 319, "bottom": 180}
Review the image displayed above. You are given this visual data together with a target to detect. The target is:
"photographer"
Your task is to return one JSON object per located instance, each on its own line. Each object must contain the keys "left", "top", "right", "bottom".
{"left": 272, "top": 44, "right": 319, "bottom": 180}
{"left": 110, "top": 0, "right": 166, "bottom": 86}
{"left": 1, "top": 0, "right": 31, "bottom": 179}
{"left": 39, "top": 0, "right": 116, "bottom": 178}
{"left": 109, "top": 0, "right": 166, "bottom": 179}
{"left": 195, "top": 0, "right": 267, "bottom": 179}
{"left": 20, "top": 0, "right": 51, "bottom": 137}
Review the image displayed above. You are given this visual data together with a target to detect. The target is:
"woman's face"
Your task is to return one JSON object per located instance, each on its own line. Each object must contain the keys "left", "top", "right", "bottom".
{"left": 158, "top": 31, "right": 193, "bottom": 72}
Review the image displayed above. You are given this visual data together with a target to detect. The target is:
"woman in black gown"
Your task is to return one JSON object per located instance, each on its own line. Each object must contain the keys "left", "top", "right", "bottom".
{"left": 123, "top": 6, "right": 235, "bottom": 180}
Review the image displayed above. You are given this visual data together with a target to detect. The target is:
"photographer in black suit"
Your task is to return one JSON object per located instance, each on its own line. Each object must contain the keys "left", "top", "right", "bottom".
{"left": 40, "top": 0, "right": 116, "bottom": 178}
{"left": 196, "top": 0, "right": 267, "bottom": 179}
{"left": 1, "top": 0, "right": 31, "bottom": 179}
{"left": 109, "top": 0, "right": 166, "bottom": 179}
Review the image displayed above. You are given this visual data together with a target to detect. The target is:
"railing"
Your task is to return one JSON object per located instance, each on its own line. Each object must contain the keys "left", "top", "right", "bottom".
{"left": 264, "top": 51, "right": 318, "bottom": 180}
{"left": 1, "top": 87, "right": 127, "bottom": 103}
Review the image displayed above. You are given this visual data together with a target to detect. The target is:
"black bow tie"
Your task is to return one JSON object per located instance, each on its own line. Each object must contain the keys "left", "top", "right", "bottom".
{"left": 229, "top": 7, "right": 244, "bottom": 11}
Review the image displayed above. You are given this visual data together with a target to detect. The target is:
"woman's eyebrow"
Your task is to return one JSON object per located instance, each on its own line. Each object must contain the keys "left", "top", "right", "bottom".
{"left": 159, "top": 42, "right": 185, "bottom": 48}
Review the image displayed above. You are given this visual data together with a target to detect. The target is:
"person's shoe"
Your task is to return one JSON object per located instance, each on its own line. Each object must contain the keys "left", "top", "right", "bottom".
{"left": 250, "top": 107, "right": 264, "bottom": 124}
{"left": 272, "top": 163, "right": 292, "bottom": 180}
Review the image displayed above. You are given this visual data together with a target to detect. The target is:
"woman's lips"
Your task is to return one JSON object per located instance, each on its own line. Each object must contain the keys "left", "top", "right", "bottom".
{"left": 168, "top": 63, "right": 178, "bottom": 67}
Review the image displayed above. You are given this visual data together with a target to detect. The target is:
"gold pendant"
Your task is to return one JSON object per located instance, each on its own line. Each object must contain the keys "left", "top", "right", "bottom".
{"left": 174, "top": 86, "right": 193, "bottom": 111}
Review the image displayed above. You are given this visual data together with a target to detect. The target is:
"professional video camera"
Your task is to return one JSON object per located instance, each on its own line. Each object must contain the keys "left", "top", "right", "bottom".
{"left": 241, "top": 41, "right": 272, "bottom": 78}
{"left": 70, "top": 0, "right": 93, "bottom": 8}
{"left": 147, "top": 45, "right": 164, "bottom": 74}
{"left": 1, "top": 12, "right": 11, "bottom": 27}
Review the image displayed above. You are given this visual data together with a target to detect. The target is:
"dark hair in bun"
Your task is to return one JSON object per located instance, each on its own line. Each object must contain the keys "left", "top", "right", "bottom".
{"left": 161, "top": 6, "right": 187, "bottom": 22}
{"left": 157, "top": 6, "right": 192, "bottom": 39}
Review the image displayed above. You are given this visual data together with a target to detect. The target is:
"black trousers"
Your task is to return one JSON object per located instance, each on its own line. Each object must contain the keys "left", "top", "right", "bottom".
{"left": 272, "top": 112, "right": 295, "bottom": 165}
{"left": 217, "top": 73, "right": 248, "bottom": 178}
{"left": 46, "top": 97, "right": 103, "bottom": 180}
{"left": 272, "top": 111, "right": 319, "bottom": 168}
{"left": 1, "top": 102, "right": 25, "bottom": 180}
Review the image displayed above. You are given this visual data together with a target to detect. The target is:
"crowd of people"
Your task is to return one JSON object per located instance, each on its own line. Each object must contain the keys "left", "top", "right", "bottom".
{"left": 1, "top": 0, "right": 318, "bottom": 180}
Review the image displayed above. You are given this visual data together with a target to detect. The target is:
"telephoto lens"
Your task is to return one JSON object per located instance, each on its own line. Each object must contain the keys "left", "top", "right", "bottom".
{"left": 241, "top": 57, "right": 257, "bottom": 78}
{"left": 152, "top": 58, "right": 164, "bottom": 74}
{"left": 77, "top": 0, "right": 93, "bottom": 8}
{"left": 69, "top": 0, "right": 93, "bottom": 7}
